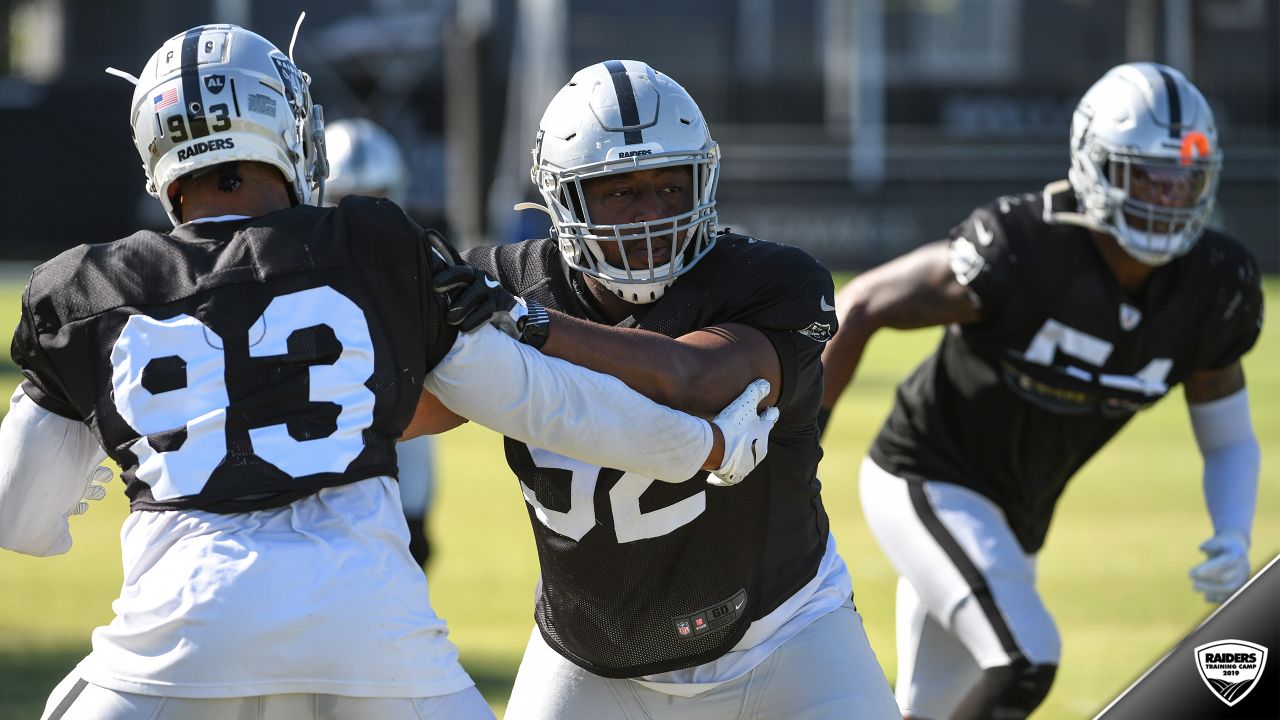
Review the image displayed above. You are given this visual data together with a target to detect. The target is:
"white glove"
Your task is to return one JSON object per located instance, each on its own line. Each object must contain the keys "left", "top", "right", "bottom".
{"left": 1190, "top": 529, "right": 1250, "bottom": 603}
{"left": 708, "top": 379, "right": 780, "bottom": 487}
{"left": 69, "top": 466, "right": 113, "bottom": 516}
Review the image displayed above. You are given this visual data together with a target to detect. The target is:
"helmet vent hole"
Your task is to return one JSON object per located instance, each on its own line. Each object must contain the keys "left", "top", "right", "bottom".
{"left": 679, "top": 118, "right": 691, "bottom": 125}
{"left": 564, "top": 133, "right": 576, "bottom": 141}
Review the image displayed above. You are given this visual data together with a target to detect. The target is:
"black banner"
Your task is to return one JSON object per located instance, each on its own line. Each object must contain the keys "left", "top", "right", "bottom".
{"left": 1097, "top": 556, "right": 1280, "bottom": 719}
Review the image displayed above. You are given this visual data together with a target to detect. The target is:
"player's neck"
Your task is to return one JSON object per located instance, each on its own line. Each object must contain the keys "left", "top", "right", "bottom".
{"left": 178, "top": 179, "right": 292, "bottom": 223}
{"left": 1091, "top": 231, "right": 1156, "bottom": 297}
{"left": 182, "top": 197, "right": 291, "bottom": 223}
{"left": 581, "top": 276, "right": 638, "bottom": 324}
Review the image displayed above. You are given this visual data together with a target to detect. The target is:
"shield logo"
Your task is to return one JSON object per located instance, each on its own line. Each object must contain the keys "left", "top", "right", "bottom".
{"left": 1119, "top": 303, "right": 1142, "bottom": 331}
{"left": 1195, "top": 639, "right": 1268, "bottom": 707}
{"left": 676, "top": 620, "right": 690, "bottom": 637}
{"left": 204, "top": 74, "right": 226, "bottom": 95}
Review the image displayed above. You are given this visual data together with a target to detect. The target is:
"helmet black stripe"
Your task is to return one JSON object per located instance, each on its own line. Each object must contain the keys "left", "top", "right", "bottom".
{"left": 1156, "top": 67, "right": 1182, "bottom": 139}
{"left": 180, "top": 27, "right": 211, "bottom": 139}
{"left": 604, "top": 60, "right": 644, "bottom": 146}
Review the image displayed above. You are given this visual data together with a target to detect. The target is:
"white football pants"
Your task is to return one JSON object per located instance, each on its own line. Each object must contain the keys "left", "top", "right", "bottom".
{"left": 504, "top": 599, "right": 899, "bottom": 719}
{"left": 859, "top": 457, "right": 1061, "bottom": 720}
{"left": 41, "top": 674, "right": 494, "bottom": 720}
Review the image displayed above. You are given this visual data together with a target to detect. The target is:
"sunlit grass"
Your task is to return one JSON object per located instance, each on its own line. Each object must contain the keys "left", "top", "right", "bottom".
{"left": 1, "top": 277, "right": 1276, "bottom": 719}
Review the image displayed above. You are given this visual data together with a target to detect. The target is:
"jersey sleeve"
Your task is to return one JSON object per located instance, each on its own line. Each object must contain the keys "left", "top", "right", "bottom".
{"left": 719, "top": 240, "right": 837, "bottom": 415}
{"left": 0, "top": 386, "right": 105, "bottom": 556}
{"left": 339, "top": 196, "right": 460, "bottom": 376}
{"left": 408, "top": 219, "right": 463, "bottom": 373}
{"left": 10, "top": 279, "right": 81, "bottom": 420}
{"left": 1198, "top": 238, "right": 1264, "bottom": 371}
{"left": 946, "top": 203, "right": 1021, "bottom": 324}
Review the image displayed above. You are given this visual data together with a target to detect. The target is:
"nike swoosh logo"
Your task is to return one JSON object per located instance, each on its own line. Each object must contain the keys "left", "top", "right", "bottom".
{"left": 484, "top": 277, "right": 501, "bottom": 289}
{"left": 974, "top": 218, "right": 994, "bottom": 246}
{"left": 819, "top": 297, "right": 836, "bottom": 312}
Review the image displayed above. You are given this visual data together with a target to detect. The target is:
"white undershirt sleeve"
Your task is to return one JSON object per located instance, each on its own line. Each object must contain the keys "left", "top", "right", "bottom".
{"left": 1189, "top": 388, "right": 1259, "bottom": 542}
{"left": 0, "top": 386, "right": 107, "bottom": 556}
{"left": 423, "top": 326, "right": 713, "bottom": 482}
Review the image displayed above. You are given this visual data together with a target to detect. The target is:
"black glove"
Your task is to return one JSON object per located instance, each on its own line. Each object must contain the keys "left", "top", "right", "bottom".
{"left": 433, "top": 264, "right": 524, "bottom": 334}
{"left": 432, "top": 264, "right": 550, "bottom": 348}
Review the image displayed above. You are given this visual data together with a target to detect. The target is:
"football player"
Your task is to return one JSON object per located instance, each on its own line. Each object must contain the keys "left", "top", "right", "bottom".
{"left": 819, "top": 62, "right": 1263, "bottom": 720}
{"left": 436, "top": 60, "right": 899, "bottom": 718}
{"left": 323, "top": 117, "right": 435, "bottom": 567}
{"left": 0, "top": 26, "right": 779, "bottom": 720}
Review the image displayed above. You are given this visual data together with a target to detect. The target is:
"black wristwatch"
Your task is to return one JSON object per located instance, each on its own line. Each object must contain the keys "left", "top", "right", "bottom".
{"left": 518, "top": 301, "right": 551, "bottom": 349}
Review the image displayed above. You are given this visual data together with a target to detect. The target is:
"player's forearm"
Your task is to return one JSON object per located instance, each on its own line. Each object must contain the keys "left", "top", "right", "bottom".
{"left": 1191, "top": 388, "right": 1260, "bottom": 539}
{"left": 539, "top": 309, "right": 691, "bottom": 410}
{"left": 822, "top": 242, "right": 978, "bottom": 411}
{"left": 1202, "top": 447, "right": 1259, "bottom": 539}
{"left": 541, "top": 313, "right": 781, "bottom": 418}
{"left": 401, "top": 388, "right": 468, "bottom": 438}
{"left": 423, "top": 325, "right": 714, "bottom": 482}
{"left": 0, "top": 388, "right": 104, "bottom": 556}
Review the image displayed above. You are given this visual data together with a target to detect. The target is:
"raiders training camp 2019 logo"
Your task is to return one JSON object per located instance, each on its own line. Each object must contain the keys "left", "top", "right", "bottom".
{"left": 1194, "top": 639, "right": 1268, "bottom": 706}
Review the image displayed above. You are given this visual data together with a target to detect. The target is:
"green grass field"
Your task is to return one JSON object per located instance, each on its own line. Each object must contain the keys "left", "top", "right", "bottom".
{"left": 0, "top": 275, "right": 1276, "bottom": 719}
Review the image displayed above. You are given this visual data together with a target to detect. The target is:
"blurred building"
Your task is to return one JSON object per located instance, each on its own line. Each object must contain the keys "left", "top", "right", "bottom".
{"left": 1, "top": 0, "right": 1275, "bottom": 269}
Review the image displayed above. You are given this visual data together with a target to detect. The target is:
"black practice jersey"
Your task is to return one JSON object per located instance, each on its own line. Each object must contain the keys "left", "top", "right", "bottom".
{"left": 464, "top": 232, "right": 837, "bottom": 677}
{"left": 870, "top": 188, "right": 1263, "bottom": 553}
{"left": 11, "top": 196, "right": 457, "bottom": 513}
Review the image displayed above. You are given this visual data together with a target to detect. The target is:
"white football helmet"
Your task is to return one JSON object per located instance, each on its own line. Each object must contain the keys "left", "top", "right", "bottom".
{"left": 324, "top": 118, "right": 409, "bottom": 205}
{"left": 1062, "top": 62, "right": 1221, "bottom": 265}
{"left": 127, "top": 24, "right": 328, "bottom": 225}
{"left": 529, "top": 60, "right": 720, "bottom": 304}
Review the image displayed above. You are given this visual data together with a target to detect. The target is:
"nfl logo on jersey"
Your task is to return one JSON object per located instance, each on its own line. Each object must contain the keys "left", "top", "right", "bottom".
{"left": 1119, "top": 303, "right": 1143, "bottom": 331}
{"left": 676, "top": 620, "right": 691, "bottom": 637}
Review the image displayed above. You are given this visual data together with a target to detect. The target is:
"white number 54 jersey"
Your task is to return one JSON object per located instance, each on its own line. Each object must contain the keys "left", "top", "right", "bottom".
{"left": 872, "top": 189, "right": 1263, "bottom": 554}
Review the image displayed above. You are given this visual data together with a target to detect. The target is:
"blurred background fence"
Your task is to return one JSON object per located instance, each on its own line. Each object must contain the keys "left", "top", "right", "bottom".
{"left": 0, "top": 0, "right": 1275, "bottom": 269}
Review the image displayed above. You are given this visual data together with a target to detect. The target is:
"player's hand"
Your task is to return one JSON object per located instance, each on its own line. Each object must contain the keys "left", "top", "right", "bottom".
{"left": 1190, "top": 529, "right": 1250, "bottom": 603}
{"left": 69, "top": 466, "right": 113, "bottom": 517}
{"left": 709, "top": 379, "right": 780, "bottom": 487}
{"left": 433, "top": 264, "right": 529, "bottom": 338}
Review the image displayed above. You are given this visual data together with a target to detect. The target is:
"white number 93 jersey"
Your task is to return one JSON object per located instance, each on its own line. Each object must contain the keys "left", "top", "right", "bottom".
{"left": 12, "top": 197, "right": 455, "bottom": 514}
